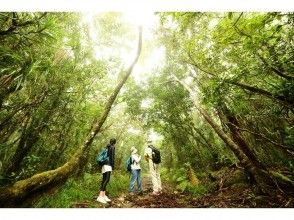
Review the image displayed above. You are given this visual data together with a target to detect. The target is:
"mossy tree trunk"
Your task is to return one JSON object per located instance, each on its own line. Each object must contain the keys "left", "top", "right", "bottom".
{"left": 0, "top": 27, "right": 142, "bottom": 207}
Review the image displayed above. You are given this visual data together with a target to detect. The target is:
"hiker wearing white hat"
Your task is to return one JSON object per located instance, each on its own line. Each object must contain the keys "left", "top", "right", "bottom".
{"left": 129, "top": 146, "right": 143, "bottom": 194}
{"left": 144, "top": 141, "right": 162, "bottom": 195}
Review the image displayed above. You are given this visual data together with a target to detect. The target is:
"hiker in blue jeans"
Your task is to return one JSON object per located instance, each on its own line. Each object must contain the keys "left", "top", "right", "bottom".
{"left": 129, "top": 147, "right": 143, "bottom": 194}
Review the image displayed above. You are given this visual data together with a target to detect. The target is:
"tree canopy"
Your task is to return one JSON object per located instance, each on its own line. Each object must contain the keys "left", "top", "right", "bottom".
{"left": 0, "top": 12, "right": 293, "bottom": 208}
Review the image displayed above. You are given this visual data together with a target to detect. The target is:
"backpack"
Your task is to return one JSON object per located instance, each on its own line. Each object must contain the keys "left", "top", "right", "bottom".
{"left": 96, "top": 148, "right": 109, "bottom": 166}
{"left": 126, "top": 156, "right": 133, "bottom": 172}
{"left": 149, "top": 145, "right": 161, "bottom": 164}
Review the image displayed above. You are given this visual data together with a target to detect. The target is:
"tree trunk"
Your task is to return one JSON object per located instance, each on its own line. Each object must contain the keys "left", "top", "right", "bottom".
{"left": 173, "top": 75, "right": 279, "bottom": 194}
{"left": 196, "top": 106, "right": 278, "bottom": 194}
{"left": 217, "top": 103, "right": 267, "bottom": 171}
{"left": 0, "top": 27, "right": 142, "bottom": 207}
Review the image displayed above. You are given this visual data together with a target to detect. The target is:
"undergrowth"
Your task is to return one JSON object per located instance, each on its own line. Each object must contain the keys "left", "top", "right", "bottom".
{"left": 34, "top": 172, "right": 130, "bottom": 208}
{"left": 161, "top": 167, "right": 215, "bottom": 197}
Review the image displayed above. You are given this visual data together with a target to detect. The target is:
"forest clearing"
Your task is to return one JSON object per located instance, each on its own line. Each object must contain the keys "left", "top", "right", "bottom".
{"left": 0, "top": 12, "right": 293, "bottom": 208}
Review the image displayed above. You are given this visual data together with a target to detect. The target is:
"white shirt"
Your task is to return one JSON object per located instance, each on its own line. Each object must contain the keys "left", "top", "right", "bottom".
{"left": 131, "top": 153, "right": 141, "bottom": 170}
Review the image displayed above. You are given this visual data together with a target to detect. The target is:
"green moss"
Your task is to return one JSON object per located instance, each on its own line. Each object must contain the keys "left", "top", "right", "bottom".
{"left": 187, "top": 184, "right": 208, "bottom": 196}
{"left": 271, "top": 171, "right": 294, "bottom": 185}
{"left": 223, "top": 169, "right": 248, "bottom": 187}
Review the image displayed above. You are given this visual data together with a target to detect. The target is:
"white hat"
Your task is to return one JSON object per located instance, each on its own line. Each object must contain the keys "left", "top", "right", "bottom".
{"left": 130, "top": 146, "right": 137, "bottom": 154}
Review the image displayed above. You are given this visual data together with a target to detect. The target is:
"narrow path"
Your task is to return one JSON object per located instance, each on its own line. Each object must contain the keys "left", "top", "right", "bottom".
{"left": 71, "top": 175, "right": 294, "bottom": 208}
{"left": 71, "top": 175, "right": 193, "bottom": 208}
{"left": 111, "top": 176, "right": 192, "bottom": 208}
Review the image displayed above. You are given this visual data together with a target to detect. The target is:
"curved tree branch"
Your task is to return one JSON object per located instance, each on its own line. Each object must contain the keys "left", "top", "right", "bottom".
{"left": 0, "top": 26, "right": 143, "bottom": 207}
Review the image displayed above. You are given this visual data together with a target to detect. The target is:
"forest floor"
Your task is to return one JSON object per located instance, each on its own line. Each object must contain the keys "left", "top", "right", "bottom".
{"left": 71, "top": 175, "right": 294, "bottom": 208}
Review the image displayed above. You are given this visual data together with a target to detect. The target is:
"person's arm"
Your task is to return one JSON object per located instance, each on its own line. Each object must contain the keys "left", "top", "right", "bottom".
{"left": 109, "top": 145, "right": 115, "bottom": 168}
{"left": 112, "top": 146, "right": 115, "bottom": 168}
{"left": 133, "top": 154, "right": 141, "bottom": 163}
{"left": 144, "top": 147, "right": 151, "bottom": 162}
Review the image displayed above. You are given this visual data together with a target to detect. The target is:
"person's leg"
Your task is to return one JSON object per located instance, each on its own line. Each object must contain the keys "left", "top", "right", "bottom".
{"left": 104, "top": 171, "right": 111, "bottom": 192}
{"left": 129, "top": 170, "right": 137, "bottom": 193}
{"left": 156, "top": 165, "right": 162, "bottom": 192}
{"left": 103, "top": 172, "right": 112, "bottom": 201}
{"left": 99, "top": 172, "right": 107, "bottom": 196}
{"left": 137, "top": 169, "right": 143, "bottom": 192}
{"left": 101, "top": 172, "right": 112, "bottom": 201}
{"left": 100, "top": 172, "right": 111, "bottom": 192}
{"left": 150, "top": 164, "right": 159, "bottom": 193}
{"left": 97, "top": 173, "right": 108, "bottom": 203}
{"left": 152, "top": 164, "right": 162, "bottom": 194}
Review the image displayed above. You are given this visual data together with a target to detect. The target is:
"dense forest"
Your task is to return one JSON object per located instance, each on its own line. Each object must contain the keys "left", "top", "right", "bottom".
{"left": 0, "top": 12, "right": 293, "bottom": 208}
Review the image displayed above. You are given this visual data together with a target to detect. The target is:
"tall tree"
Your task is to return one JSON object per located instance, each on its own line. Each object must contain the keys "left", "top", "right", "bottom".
{"left": 0, "top": 25, "right": 142, "bottom": 207}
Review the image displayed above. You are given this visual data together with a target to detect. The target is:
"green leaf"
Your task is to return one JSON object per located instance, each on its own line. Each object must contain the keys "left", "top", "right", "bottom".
{"left": 176, "top": 181, "right": 188, "bottom": 192}
{"left": 176, "top": 176, "right": 186, "bottom": 182}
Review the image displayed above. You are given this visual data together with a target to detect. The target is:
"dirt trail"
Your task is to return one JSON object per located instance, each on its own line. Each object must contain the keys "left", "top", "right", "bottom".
{"left": 111, "top": 176, "right": 192, "bottom": 208}
{"left": 71, "top": 175, "right": 192, "bottom": 208}
{"left": 71, "top": 175, "right": 294, "bottom": 208}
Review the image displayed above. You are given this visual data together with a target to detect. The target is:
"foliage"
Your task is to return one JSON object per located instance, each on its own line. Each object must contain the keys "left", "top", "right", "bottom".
{"left": 161, "top": 167, "right": 210, "bottom": 196}
{"left": 154, "top": 12, "right": 294, "bottom": 170}
{"left": 34, "top": 173, "right": 129, "bottom": 208}
{"left": 0, "top": 12, "right": 293, "bottom": 206}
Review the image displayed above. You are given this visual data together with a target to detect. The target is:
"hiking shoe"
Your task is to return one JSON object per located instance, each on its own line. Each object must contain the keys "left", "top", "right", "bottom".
{"left": 97, "top": 196, "right": 107, "bottom": 204}
{"left": 104, "top": 195, "right": 111, "bottom": 202}
{"left": 152, "top": 192, "right": 160, "bottom": 196}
